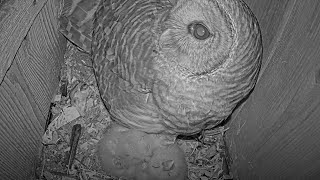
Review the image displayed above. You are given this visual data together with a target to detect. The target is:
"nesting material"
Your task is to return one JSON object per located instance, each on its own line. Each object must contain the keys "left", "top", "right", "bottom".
{"left": 35, "top": 42, "right": 231, "bottom": 180}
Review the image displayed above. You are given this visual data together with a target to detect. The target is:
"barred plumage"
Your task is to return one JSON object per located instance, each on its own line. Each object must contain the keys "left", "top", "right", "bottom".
{"left": 58, "top": 0, "right": 102, "bottom": 53}
{"left": 60, "top": 0, "right": 262, "bottom": 135}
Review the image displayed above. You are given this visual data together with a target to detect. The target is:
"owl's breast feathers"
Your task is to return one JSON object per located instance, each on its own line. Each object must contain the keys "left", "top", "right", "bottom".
{"left": 92, "top": 0, "right": 262, "bottom": 135}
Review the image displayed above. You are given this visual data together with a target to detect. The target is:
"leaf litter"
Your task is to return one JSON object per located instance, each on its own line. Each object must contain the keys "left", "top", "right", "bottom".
{"left": 35, "top": 42, "right": 233, "bottom": 180}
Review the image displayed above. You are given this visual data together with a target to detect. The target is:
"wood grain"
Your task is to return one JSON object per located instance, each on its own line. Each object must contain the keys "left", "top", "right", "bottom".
{"left": 0, "top": 0, "right": 48, "bottom": 84}
{"left": 0, "top": 0, "right": 66, "bottom": 179}
{"left": 242, "top": 0, "right": 293, "bottom": 69}
{"left": 16, "top": 0, "right": 66, "bottom": 117}
{"left": 227, "top": 0, "right": 320, "bottom": 179}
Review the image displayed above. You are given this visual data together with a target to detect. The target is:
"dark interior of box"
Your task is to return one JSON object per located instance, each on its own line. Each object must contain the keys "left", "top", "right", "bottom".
{"left": 0, "top": 0, "right": 320, "bottom": 179}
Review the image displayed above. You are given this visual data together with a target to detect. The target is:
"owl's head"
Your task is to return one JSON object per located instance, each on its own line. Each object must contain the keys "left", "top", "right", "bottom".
{"left": 151, "top": 0, "right": 262, "bottom": 134}
{"left": 158, "top": 0, "right": 236, "bottom": 76}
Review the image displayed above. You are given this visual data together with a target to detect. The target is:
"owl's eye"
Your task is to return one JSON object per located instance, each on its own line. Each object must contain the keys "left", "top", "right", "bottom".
{"left": 188, "top": 22, "right": 211, "bottom": 40}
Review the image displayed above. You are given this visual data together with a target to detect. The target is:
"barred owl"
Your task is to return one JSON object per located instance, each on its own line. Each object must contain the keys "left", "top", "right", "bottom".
{"left": 59, "top": 0, "right": 262, "bottom": 135}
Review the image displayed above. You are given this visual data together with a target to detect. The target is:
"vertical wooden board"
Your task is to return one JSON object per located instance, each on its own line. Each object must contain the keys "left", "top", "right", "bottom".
{"left": 0, "top": 0, "right": 66, "bottom": 179}
{"left": 227, "top": 1, "right": 320, "bottom": 179}
{"left": 0, "top": 0, "right": 48, "bottom": 83}
{"left": 242, "top": 0, "right": 293, "bottom": 68}
{"left": 0, "top": 62, "right": 43, "bottom": 179}
{"left": 16, "top": 0, "right": 66, "bottom": 116}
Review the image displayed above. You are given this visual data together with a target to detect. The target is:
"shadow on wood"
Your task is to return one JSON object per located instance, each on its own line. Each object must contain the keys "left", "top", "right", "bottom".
{"left": 227, "top": 0, "right": 320, "bottom": 179}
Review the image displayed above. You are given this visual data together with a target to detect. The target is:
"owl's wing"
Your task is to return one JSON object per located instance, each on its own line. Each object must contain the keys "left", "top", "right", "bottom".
{"left": 58, "top": 0, "right": 101, "bottom": 53}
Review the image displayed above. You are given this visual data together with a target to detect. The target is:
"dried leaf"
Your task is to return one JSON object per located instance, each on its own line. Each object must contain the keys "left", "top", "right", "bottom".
{"left": 42, "top": 106, "right": 81, "bottom": 144}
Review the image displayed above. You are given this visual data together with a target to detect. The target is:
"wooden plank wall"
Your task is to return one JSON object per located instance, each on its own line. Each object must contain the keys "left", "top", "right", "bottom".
{"left": 0, "top": 0, "right": 66, "bottom": 179}
{"left": 227, "top": 0, "right": 320, "bottom": 179}
{"left": 0, "top": 0, "right": 48, "bottom": 83}
{"left": 1, "top": 0, "right": 319, "bottom": 179}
